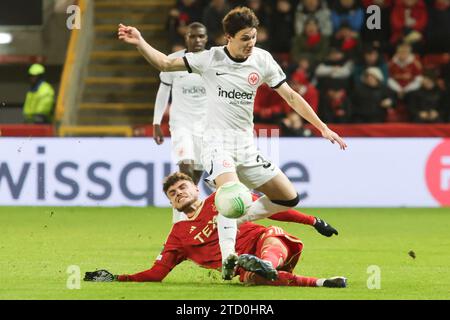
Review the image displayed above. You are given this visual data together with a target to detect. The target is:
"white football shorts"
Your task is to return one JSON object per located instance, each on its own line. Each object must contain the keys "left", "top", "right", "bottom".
{"left": 171, "top": 129, "right": 203, "bottom": 170}
{"left": 201, "top": 135, "right": 281, "bottom": 189}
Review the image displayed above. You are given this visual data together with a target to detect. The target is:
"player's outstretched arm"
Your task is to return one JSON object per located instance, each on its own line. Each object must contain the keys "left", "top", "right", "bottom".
{"left": 84, "top": 264, "right": 171, "bottom": 283}
{"left": 117, "top": 24, "right": 186, "bottom": 72}
{"left": 152, "top": 83, "right": 171, "bottom": 145}
{"left": 275, "top": 83, "right": 347, "bottom": 150}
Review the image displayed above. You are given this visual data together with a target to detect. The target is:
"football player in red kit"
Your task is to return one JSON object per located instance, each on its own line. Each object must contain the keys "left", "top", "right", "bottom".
{"left": 84, "top": 172, "right": 346, "bottom": 288}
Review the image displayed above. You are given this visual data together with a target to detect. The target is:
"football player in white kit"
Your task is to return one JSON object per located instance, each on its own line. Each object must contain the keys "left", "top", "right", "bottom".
{"left": 118, "top": 6, "right": 347, "bottom": 280}
{"left": 152, "top": 22, "right": 209, "bottom": 224}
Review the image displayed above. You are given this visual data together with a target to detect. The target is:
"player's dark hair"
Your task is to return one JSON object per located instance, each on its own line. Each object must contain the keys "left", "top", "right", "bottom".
{"left": 187, "top": 22, "right": 207, "bottom": 32}
{"left": 163, "top": 172, "right": 194, "bottom": 194}
{"left": 222, "top": 6, "right": 259, "bottom": 37}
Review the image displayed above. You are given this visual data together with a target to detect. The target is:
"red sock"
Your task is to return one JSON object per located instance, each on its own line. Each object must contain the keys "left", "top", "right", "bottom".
{"left": 269, "top": 271, "right": 317, "bottom": 287}
{"left": 260, "top": 241, "right": 288, "bottom": 269}
{"left": 270, "top": 209, "right": 316, "bottom": 225}
{"left": 242, "top": 271, "right": 318, "bottom": 287}
{"left": 292, "top": 273, "right": 318, "bottom": 287}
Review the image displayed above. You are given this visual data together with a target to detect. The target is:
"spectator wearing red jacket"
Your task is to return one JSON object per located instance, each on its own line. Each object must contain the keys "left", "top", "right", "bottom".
{"left": 390, "top": 0, "right": 428, "bottom": 52}
{"left": 388, "top": 42, "right": 423, "bottom": 101}
{"left": 318, "top": 85, "right": 352, "bottom": 123}
{"left": 253, "top": 84, "right": 286, "bottom": 124}
{"left": 254, "top": 72, "right": 319, "bottom": 124}
{"left": 289, "top": 69, "right": 320, "bottom": 114}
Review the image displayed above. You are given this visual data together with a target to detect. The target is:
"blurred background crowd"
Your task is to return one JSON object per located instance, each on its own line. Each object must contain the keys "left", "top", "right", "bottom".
{"left": 165, "top": 0, "right": 450, "bottom": 136}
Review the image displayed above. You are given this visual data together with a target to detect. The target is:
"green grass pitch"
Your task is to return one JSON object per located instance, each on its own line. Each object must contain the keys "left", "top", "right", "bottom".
{"left": 0, "top": 207, "right": 449, "bottom": 300}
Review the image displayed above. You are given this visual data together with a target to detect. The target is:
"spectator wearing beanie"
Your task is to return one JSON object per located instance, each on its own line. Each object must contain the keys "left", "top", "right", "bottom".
{"left": 351, "top": 67, "right": 395, "bottom": 123}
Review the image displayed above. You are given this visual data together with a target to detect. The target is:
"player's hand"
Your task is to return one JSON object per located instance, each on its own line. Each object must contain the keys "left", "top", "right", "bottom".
{"left": 313, "top": 217, "right": 338, "bottom": 237}
{"left": 153, "top": 124, "right": 164, "bottom": 145}
{"left": 321, "top": 127, "right": 347, "bottom": 150}
{"left": 84, "top": 269, "right": 117, "bottom": 282}
{"left": 118, "top": 23, "right": 143, "bottom": 46}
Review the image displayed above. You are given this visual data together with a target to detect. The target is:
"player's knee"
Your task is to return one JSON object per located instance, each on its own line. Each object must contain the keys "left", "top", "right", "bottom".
{"left": 271, "top": 193, "right": 300, "bottom": 208}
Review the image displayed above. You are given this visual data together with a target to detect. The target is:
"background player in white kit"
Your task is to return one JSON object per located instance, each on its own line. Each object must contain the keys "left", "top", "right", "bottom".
{"left": 152, "top": 22, "right": 208, "bottom": 224}
{"left": 118, "top": 6, "right": 347, "bottom": 280}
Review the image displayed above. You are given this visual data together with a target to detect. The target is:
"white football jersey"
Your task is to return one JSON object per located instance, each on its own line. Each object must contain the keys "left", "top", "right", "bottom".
{"left": 184, "top": 46, "right": 286, "bottom": 136}
{"left": 159, "top": 49, "right": 207, "bottom": 134}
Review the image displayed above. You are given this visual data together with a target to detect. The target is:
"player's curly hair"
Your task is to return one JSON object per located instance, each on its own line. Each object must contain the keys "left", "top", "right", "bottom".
{"left": 163, "top": 172, "right": 194, "bottom": 194}
{"left": 222, "top": 6, "right": 259, "bottom": 37}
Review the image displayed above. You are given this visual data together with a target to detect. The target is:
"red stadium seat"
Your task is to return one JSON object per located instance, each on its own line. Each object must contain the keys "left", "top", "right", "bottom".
{"left": 0, "top": 124, "right": 54, "bottom": 137}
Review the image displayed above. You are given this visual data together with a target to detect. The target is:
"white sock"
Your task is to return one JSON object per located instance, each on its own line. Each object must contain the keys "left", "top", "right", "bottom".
{"left": 217, "top": 214, "right": 237, "bottom": 261}
{"left": 316, "top": 278, "right": 325, "bottom": 287}
{"left": 237, "top": 195, "right": 291, "bottom": 224}
{"left": 172, "top": 208, "right": 186, "bottom": 224}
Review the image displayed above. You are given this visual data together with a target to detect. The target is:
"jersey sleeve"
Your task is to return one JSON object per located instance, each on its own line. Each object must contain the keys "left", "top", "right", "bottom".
{"left": 159, "top": 71, "right": 174, "bottom": 86}
{"left": 153, "top": 82, "right": 171, "bottom": 125}
{"left": 157, "top": 227, "right": 186, "bottom": 264}
{"left": 117, "top": 229, "right": 186, "bottom": 282}
{"left": 263, "top": 53, "right": 287, "bottom": 89}
{"left": 183, "top": 49, "right": 213, "bottom": 75}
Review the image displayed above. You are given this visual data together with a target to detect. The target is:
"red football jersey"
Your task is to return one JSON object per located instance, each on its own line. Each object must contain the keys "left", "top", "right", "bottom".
{"left": 156, "top": 194, "right": 267, "bottom": 272}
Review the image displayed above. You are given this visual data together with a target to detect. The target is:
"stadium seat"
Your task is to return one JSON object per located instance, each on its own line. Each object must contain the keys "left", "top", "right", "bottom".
{"left": 422, "top": 53, "right": 450, "bottom": 70}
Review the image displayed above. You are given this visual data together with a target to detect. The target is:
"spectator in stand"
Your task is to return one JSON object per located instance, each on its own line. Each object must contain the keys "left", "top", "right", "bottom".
{"left": 254, "top": 70, "right": 319, "bottom": 136}
{"left": 318, "top": 84, "right": 352, "bottom": 123}
{"left": 202, "top": 0, "right": 230, "bottom": 46}
{"left": 287, "top": 56, "right": 315, "bottom": 85}
{"left": 253, "top": 84, "right": 286, "bottom": 124}
{"left": 268, "top": 0, "right": 296, "bottom": 54}
{"left": 294, "top": 0, "right": 332, "bottom": 37}
{"left": 330, "top": 23, "right": 361, "bottom": 59}
{"left": 330, "top": 0, "right": 365, "bottom": 33}
{"left": 246, "top": 0, "right": 270, "bottom": 28}
{"left": 314, "top": 46, "right": 354, "bottom": 91}
{"left": 168, "top": 0, "right": 205, "bottom": 46}
{"left": 388, "top": 42, "right": 423, "bottom": 102}
{"left": 280, "top": 112, "right": 315, "bottom": 137}
{"left": 351, "top": 67, "right": 395, "bottom": 123}
{"left": 390, "top": 0, "right": 428, "bottom": 53}
{"left": 289, "top": 69, "right": 320, "bottom": 114}
{"left": 425, "top": 0, "right": 450, "bottom": 54}
{"left": 406, "top": 69, "right": 444, "bottom": 123}
{"left": 360, "top": 0, "right": 393, "bottom": 54}
{"left": 255, "top": 26, "right": 271, "bottom": 51}
{"left": 291, "top": 17, "right": 330, "bottom": 68}
{"left": 353, "top": 45, "right": 389, "bottom": 86}
{"left": 23, "top": 64, "right": 55, "bottom": 124}
{"left": 281, "top": 72, "right": 318, "bottom": 137}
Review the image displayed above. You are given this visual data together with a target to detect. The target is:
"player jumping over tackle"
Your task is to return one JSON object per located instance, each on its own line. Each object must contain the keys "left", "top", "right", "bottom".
{"left": 118, "top": 7, "right": 347, "bottom": 281}
{"left": 84, "top": 172, "right": 346, "bottom": 288}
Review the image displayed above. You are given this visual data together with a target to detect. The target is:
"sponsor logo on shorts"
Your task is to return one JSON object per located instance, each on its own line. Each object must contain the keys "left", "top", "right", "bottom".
{"left": 223, "top": 160, "right": 233, "bottom": 168}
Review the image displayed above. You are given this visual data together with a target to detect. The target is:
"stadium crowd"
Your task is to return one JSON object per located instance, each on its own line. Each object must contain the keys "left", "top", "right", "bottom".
{"left": 165, "top": 0, "right": 450, "bottom": 136}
